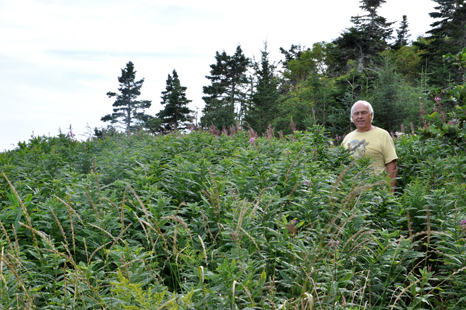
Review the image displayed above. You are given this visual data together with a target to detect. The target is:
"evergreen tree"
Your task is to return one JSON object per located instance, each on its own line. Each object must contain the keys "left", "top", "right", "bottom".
{"left": 156, "top": 69, "right": 192, "bottom": 132}
{"left": 102, "top": 61, "right": 152, "bottom": 133}
{"left": 201, "top": 46, "right": 250, "bottom": 129}
{"left": 368, "top": 58, "right": 417, "bottom": 132}
{"left": 414, "top": 0, "right": 466, "bottom": 87}
{"left": 428, "top": 0, "right": 466, "bottom": 47}
{"left": 393, "top": 15, "right": 410, "bottom": 50}
{"left": 329, "top": 0, "right": 394, "bottom": 74}
{"left": 244, "top": 43, "right": 279, "bottom": 135}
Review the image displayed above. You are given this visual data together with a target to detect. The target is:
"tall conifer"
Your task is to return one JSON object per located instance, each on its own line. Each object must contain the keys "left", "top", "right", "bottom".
{"left": 201, "top": 46, "right": 250, "bottom": 129}
{"left": 414, "top": 0, "right": 466, "bottom": 86}
{"left": 244, "top": 43, "right": 279, "bottom": 135}
{"left": 156, "top": 69, "right": 192, "bottom": 132}
{"left": 329, "top": 0, "right": 394, "bottom": 74}
{"left": 102, "top": 61, "right": 152, "bottom": 133}
{"left": 393, "top": 15, "right": 410, "bottom": 50}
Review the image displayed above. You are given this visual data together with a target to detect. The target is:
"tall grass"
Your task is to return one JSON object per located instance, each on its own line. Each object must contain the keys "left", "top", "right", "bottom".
{"left": 0, "top": 128, "right": 465, "bottom": 309}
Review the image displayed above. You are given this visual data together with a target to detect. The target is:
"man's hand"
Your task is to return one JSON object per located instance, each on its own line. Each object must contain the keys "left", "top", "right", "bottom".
{"left": 385, "top": 160, "right": 398, "bottom": 194}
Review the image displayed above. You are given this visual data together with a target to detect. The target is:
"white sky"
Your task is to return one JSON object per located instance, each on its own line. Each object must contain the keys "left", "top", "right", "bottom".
{"left": 0, "top": 0, "right": 438, "bottom": 151}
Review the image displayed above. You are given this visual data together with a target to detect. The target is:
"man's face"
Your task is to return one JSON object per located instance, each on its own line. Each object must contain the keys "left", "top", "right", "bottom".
{"left": 352, "top": 103, "right": 373, "bottom": 132}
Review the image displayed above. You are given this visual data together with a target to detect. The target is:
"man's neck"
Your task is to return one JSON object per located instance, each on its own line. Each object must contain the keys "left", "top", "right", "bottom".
{"left": 356, "top": 125, "right": 375, "bottom": 133}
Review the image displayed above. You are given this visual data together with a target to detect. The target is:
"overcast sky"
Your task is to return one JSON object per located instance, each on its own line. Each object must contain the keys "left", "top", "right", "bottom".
{"left": 0, "top": 0, "right": 438, "bottom": 151}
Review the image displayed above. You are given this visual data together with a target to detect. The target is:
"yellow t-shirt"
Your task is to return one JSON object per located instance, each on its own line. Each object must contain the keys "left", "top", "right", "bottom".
{"left": 341, "top": 127, "right": 398, "bottom": 174}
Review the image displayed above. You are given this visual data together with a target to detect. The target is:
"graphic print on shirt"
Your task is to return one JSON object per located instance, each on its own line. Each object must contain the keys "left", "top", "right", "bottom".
{"left": 347, "top": 139, "right": 369, "bottom": 157}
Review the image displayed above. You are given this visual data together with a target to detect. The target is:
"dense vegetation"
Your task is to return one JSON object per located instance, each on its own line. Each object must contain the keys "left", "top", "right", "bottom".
{"left": 2, "top": 0, "right": 466, "bottom": 309}
{"left": 1, "top": 117, "right": 465, "bottom": 309}
{"left": 98, "top": 0, "right": 466, "bottom": 140}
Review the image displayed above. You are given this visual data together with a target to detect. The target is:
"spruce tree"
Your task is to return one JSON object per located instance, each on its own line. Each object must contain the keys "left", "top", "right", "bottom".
{"left": 244, "top": 43, "right": 279, "bottom": 135}
{"left": 156, "top": 69, "right": 192, "bottom": 133}
{"left": 329, "top": 0, "right": 394, "bottom": 74}
{"left": 393, "top": 15, "right": 410, "bottom": 50}
{"left": 102, "top": 61, "right": 152, "bottom": 133}
{"left": 201, "top": 45, "right": 250, "bottom": 129}
{"left": 414, "top": 0, "right": 466, "bottom": 87}
{"left": 369, "top": 59, "right": 413, "bottom": 132}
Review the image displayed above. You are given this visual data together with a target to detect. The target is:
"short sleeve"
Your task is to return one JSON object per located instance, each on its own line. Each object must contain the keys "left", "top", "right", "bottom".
{"left": 382, "top": 132, "right": 398, "bottom": 164}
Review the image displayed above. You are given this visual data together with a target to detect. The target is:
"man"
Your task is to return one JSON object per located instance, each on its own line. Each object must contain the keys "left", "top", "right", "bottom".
{"left": 341, "top": 100, "right": 398, "bottom": 193}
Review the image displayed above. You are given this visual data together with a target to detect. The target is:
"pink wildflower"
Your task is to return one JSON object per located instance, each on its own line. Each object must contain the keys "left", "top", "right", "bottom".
{"left": 286, "top": 220, "right": 298, "bottom": 236}
{"left": 460, "top": 220, "right": 466, "bottom": 235}
{"left": 329, "top": 239, "right": 340, "bottom": 247}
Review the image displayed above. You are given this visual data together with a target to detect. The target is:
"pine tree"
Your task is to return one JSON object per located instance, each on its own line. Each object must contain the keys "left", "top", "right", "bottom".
{"left": 156, "top": 69, "right": 192, "bottom": 133}
{"left": 102, "top": 61, "right": 152, "bottom": 133}
{"left": 201, "top": 46, "right": 250, "bottom": 129}
{"left": 244, "top": 43, "right": 279, "bottom": 135}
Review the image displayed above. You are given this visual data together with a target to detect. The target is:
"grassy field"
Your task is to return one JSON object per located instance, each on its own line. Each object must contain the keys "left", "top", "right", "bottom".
{"left": 0, "top": 127, "right": 465, "bottom": 309}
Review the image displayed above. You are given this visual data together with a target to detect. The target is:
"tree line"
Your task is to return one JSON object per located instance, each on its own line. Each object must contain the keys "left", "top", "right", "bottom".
{"left": 99, "top": 0, "right": 466, "bottom": 138}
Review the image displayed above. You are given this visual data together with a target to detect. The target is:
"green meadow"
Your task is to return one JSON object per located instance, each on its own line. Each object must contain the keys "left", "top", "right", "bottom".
{"left": 1, "top": 125, "right": 465, "bottom": 309}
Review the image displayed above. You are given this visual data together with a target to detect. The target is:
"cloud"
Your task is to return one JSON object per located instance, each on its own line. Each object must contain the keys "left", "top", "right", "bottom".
{"left": 46, "top": 49, "right": 211, "bottom": 60}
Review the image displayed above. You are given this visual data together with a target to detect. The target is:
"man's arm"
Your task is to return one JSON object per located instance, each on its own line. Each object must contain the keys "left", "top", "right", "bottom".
{"left": 385, "top": 160, "right": 398, "bottom": 193}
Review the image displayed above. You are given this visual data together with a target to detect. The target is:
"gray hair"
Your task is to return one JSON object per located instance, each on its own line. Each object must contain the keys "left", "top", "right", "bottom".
{"left": 350, "top": 100, "right": 374, "bottom": 122}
